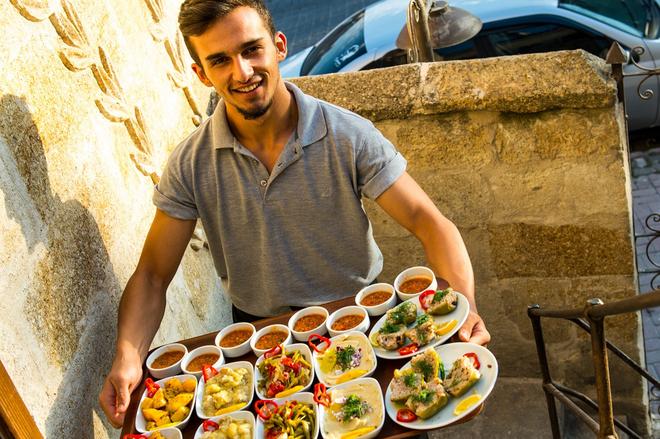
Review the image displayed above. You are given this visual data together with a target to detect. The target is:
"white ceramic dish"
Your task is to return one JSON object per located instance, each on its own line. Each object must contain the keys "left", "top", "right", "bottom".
{"left": 385, "top": 342, "right": 498, "bottom": 430}
{"left": 368, "top": 293, "right": 469, "bottom": 360}
{"left": 146, "top": 343, "right": 188, "bottom": 380}
{"left": 312, "top": 331, "right": 377, "bottom": 388}
{"left": 319, "top": 377, "right": 385, "bottom": 439}
{"left": 288, "top": 306, "right": 329, "bottom": 342}
{"left": 326, "top": 306, "right": 370, "bottom": 338}
{"left": 182, "top": 345, "right": 225, "bottom": 379}
{"left": 393, "top": 266, "right": 438, "bottom": 301}
{"left": 355, "top": 283, "right": 397, "bottom": 316}
{"left": 135, "top": 374, "right": 197, "bottom": 433}
{"left": 215, "top": 322, "right": 256, "bottom": 358}
{"left": 137, "top": 428, "right": 183, "bottom": 438}
{"left": 255, "top": 392, "right": 319, "bottom": 439}
{"left": 250, "top": 324, "right": 292, "bottom": 357}
{"left": 195, "top": 360, "right": 254, "bottom": 420}
{"left": 254, "top": 343, "right": 315, "bottom": 400}
{"left": 192, "top": 410, "right": 256, "bottom": 439}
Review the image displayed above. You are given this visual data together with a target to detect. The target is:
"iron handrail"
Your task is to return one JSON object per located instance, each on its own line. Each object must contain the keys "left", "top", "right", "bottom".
{"left": 528, "top": 289, "right": 660, "bottom": 438}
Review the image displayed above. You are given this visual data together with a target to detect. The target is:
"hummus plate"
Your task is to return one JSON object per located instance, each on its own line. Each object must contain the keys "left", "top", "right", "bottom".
{"left": 313, "top": 331, "right": 377, "bottom": 387}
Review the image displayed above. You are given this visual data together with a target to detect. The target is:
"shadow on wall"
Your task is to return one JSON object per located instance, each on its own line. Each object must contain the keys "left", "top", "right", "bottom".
{"left": 0, "top": 94, "right": 120, "bottom": 437}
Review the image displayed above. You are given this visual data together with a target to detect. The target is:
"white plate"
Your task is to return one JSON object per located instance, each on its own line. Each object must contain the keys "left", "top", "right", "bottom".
{"left": 312, "top": 331, "right": 377, "bottom": 387}
{"left": 255, "top": 392, "right": 320, "bottom": 439}
{"left": 254, "top": 343, "right": 315, "bottom": 400}
{"left": 193, "top": 410, "right": 256, "bottom": 439}
{"left": 195, "top": 361, "right": 254, "bottom": 420}
{"left": 136, "top": 428, "right": 182, "bottom": 439}
{"left": 319, "top": 377, "right": 385, "bottom": 439}
{"left": 135, "top": 374, "right": 197, "bottom": 433}
{"left": 385, "top": 342, "right": 498, "bottom": 430}
{"left": 368, "top": 292, "right": 469, "bottom": 360}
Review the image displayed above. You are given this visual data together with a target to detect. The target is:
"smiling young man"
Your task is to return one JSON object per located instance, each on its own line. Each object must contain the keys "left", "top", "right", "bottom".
{"left": 99, "top": 0, "right": 490, "bottom": 428}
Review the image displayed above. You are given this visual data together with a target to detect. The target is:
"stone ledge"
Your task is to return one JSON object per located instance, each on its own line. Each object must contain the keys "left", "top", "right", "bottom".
{"left": 291, "top": 50, "right": 616, "bottom": 121}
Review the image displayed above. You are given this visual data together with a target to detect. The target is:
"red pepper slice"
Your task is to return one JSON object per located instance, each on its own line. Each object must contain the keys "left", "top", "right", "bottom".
{"left": 266, "top": 381, "right": 286, "bottom": 397}
{"left": 202, "top": 364, "right": 218, "bottom": 382}
{"left": 123, "top": 435, "right": 148, "bottom": 439}
{"left": 464, "top": 352, "right": 481, "bottom": 369}
{"left": 254, "top": 399, "right": 279, "bottom": 420}
{"left": 144, "top": 378, "right": 160, "bottom": 398}
{"left": 281, "top": 356, "right": 302, "bottom": 374}
{"left": 396, "top": 408, "right": 418, "bottom": 423}
{"left": 313, "top": 382, "right": 330, "bottom": 407}
{"left": 264, "top": 344, "right": 282, "bottom": 359}
{"left": 398, "top": 343, "right": 419, "bottom": 356}
{"left": 419, "top": 289, "right": 436, "bottom": 310}
{"left": 307, "top": 333, "right": 331, "bottom": 353}
{"left": 202, "top": 419, "right": 220, "bottom": 432}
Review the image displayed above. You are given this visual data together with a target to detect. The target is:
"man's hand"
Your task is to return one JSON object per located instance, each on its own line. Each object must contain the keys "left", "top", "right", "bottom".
{"left": 457, "top": 310, "right": 491, "bottom": 346}
{"left": 99, "top": 352, "right": 143, "bottom": 428}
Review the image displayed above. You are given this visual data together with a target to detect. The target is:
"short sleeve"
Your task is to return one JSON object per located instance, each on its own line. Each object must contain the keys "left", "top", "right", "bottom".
{"left": 357, "top": 124, "right": 407, "bottom": 200}
{"left": 152, "top": 146, "right": 199, "bottom": 220}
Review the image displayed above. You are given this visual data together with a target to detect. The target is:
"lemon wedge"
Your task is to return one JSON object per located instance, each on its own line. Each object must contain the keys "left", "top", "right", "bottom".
{"left": 214, "top": 402, "right": 247, "bottom": 415}
{"left": 368, "top": 330, "right": 380, "bottom": 347}
{"left": 453, "top": 394, "right": 481, "bottom": 416}
{"left": 436, "top": 319, "right": 458, "bottom": 336}
{"left": 340, "top": 426, "right": 377, "bottom": 439}
{"left": 275, "top": 385, "right": 305, "bottom": 398}
{"left": 335, "top": 369, "right": 367, "bottom": 384}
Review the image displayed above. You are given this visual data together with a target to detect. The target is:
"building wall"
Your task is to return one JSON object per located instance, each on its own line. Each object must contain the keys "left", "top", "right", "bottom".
{"left": 0, "top": 0, "right": 645, "bottom": 435}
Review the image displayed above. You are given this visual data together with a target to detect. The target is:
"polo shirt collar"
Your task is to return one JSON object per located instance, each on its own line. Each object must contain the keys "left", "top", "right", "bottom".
{"left": 209, "top": 81, "right": 327, "bottom": 150}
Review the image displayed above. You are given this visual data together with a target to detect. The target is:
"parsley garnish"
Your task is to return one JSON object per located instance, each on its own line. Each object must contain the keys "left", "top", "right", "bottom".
{"left": 413, "top": 389, "right": 434, "bottom": 403}
{"left": 335, "top": 345, "right": 356, "bottom": 371}
{"left": 403, "top": 372, "right": 418, "bottom": 388}
{"left": 417, "top": 361, "right": 434, "bottom": 380}
{"left": 342, "top": 394, "right": 368, "bottom": 421}
{"left": 380, "top": 322, "right": 402, "bottom": 334}
{"left": 416, "top": 314, "right": 431, "bottom": 325}
{"left": 433, "top": 289, "right": 448, "bottom": 303}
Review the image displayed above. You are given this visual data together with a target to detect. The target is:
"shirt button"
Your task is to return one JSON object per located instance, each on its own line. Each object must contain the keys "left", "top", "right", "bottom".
{"left": 260, "top": 179, "right": 267, "bottom": 187}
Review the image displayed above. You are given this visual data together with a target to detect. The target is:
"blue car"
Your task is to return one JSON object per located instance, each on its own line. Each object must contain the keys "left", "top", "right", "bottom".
{"left": 280, "top": 0, "right": 660, "bottom": 131}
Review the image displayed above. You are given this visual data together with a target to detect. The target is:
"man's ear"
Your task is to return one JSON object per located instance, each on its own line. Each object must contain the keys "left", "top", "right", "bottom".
{"left": 192, "top": 63, "right": 213, "bottom": 87}
{"left": 274, "top": 31, "right": 288, "bottom": 62}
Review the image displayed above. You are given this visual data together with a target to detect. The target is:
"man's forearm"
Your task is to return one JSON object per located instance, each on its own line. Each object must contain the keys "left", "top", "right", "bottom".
{"left": 116, "top": 271, "right": 168, "bottom": 362}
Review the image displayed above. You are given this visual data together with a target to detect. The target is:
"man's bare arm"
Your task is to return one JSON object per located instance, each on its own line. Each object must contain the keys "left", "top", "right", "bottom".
{"left": 99, "top": 209, "right": 196, "bottom": 427}
{"left": 375, "top": 172, "right": 490, "bottom": 345}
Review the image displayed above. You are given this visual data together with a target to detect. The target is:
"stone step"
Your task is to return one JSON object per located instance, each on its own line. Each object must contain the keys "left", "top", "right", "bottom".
{"left": 428, "top": 377, "right": 553, "bottom": 438}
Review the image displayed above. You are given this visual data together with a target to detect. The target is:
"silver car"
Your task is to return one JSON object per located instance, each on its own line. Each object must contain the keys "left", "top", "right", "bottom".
{"left": 280, "top": 0, "right": 660, "bottom": 131}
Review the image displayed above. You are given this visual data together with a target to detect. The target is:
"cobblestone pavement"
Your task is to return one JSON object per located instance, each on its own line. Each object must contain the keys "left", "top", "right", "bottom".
{"left": 265, "top": 0, "right": 380, "bottom": 55}
{"left": 629, "top": 148, "right": 660, "bottom": 435}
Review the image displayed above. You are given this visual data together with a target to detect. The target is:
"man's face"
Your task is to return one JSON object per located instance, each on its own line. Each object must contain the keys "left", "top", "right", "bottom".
{"left": 190, "top": 7, "right": 287, "bottom": 120}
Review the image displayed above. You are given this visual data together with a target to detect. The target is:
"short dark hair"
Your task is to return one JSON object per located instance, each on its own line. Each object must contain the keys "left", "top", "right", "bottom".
{"left": 178, "top": 0, "right": 276, "bottom": 65}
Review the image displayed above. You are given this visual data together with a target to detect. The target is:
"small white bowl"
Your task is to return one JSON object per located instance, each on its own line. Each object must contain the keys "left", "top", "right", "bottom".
{"left": 138, "top": 428, "right": 183, "bottom": 439}
{"left": 193, "top": 411, "right": 256, "bottom": 439}
{"left": 393, "top": 266, "right": 438, "bottom": 301}
{"left": 255, "top": 392, "right": 319, "bottom": 439}
{"left": 326, "top": 306, "right": 370, "bottom": 338}
{"left": 181, "top": 345, "right": 225, "bottom": 379}
{"left": 254, "top": 343, "right": 315, "bottom": 400}
{"left": 355, "top": 283, "right": 397, "bottom": 316}
{"left": 288, "top": 306, "right": 329, "bottom": 342}
{"left": 319, "top": 377, "right": 384, "bottom": 439}
{"left": 195, "top": 360, "right": 254, "bottom": 420}
{"left": 135, "top": 374, "right": 197, "bottom": 433}
{"left": 250, "top": 324, "right": 292, "bottom": 357}
{"left": 146, "top": 343, "right": 188, "bottom": 380}
{"left": 215, "top": 322, "right": 255, "bottom": 358}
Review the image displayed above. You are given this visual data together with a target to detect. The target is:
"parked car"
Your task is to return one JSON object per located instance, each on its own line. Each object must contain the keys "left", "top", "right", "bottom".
{"left": 280, "top": 0, "right": 660, "bottom": 131}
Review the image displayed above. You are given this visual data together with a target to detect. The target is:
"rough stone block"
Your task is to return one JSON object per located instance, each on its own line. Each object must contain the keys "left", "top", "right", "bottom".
{"left": 488, "top": 223, "right": 634, "bottom": 278}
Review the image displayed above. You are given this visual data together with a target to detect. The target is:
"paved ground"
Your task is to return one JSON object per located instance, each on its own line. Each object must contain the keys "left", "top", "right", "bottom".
{"left": 629, "top": 147, "right": 660, "bottom": 434}
{"left": 265, "top": 0, "right": 379, "bottom": 55}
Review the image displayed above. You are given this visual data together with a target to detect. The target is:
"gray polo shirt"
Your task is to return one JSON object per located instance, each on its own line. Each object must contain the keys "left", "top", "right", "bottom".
{"left": 154, "top": 82, "right": 406, "bottom": 316}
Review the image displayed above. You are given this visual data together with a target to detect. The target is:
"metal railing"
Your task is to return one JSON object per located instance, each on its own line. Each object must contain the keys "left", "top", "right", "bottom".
{"left": 528, "top": 291, "right": 660, "bottom": 438}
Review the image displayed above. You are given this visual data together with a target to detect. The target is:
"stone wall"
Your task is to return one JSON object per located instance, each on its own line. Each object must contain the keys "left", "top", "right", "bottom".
{"left": 0, "top": 0, "right": 230, "bottom": 437}
{"left": 292, "top": 51, "right": 646, "bottom": 433}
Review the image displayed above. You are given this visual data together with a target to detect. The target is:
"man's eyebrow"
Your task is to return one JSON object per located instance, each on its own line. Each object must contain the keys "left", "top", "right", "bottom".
{"left": 205, "top": 38, "right": 264, "bottom": 62}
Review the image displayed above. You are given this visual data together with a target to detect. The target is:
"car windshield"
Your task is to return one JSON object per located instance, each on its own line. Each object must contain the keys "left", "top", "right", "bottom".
{"left": 559, "top": 0, "right": 659, "bottom": 38}
{"left": 301, "top": 9, "right": 367, "bottom": 76}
